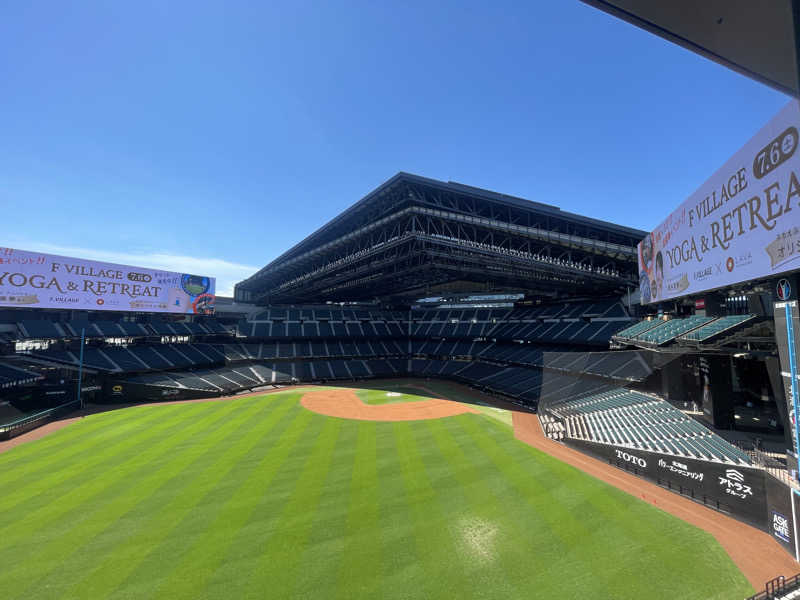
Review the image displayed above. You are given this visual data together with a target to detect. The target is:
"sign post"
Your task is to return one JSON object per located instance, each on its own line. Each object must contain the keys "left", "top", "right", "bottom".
{"left": 76, "top": 327, "right": 85, "bottom": 411}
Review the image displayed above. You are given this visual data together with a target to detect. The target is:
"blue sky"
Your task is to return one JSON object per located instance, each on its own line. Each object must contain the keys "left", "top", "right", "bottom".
{"left": 1, "top": 1, "right": 789, "bottom": 295}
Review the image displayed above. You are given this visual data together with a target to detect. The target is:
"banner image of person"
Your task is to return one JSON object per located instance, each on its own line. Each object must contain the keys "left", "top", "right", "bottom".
{"left": 0, "top": 247, "right": 216, "bottom": 315}
{"left": 638, "top": 99, "right": 800, "bottom": 304}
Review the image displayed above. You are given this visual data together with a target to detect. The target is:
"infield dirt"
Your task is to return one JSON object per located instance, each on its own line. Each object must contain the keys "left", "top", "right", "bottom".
{"left": 300, "top": 388, "right": 478, "bottom": 421}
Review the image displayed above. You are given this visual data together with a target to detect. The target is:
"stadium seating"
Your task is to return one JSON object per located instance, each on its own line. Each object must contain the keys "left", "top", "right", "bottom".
{"left": 148, "top": 321, "right": 179, "bottom": 336}
{"left": 481, "top": 309, "right": 631, "bottom": 345}
{"left": 65, "top": 320, "right": 104, "bottom": 338}
{"left": 680, "top": 314, "right": 757, "bottom": 342}
{"left": 17, "top": 320, "right": 68, "bottom": 339}
{"left": 545, "top": 388, "right": 752, "bottom": 465}
{"left": 31, "top": 342, "right": 222, "bottom": 373}
{"left": 612, "top": 319, "right": 663, "bottom": 341}
{"left": 129, "top": 346, "right": 174, "bottom": 369}
{"left": 409, "top": 341, "right": 652, "bottom": 383}
{"left": 237, "top": 302, "right": 629, "bottom": 346}
{"left": 9, "top": 316, "right": 231, "bottom": 342}
{"left": 102, "top": 347, "right": 149, "bottom": 371}
{"left": 118, "top": 321, "right": 152, "bottom": 337}
{"left": 633, "top": 315, "right": 714, "bottom": 346}
{"left": 0, "top": 361, "right": 44, "bottom": 388}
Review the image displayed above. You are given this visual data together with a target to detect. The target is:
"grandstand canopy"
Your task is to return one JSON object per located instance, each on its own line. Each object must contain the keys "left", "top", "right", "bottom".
{"left": 582, "top": 0, "right": 800, "bottom": 97}
{"left": 235, "top": 173, "right": 646, "bottom": 305}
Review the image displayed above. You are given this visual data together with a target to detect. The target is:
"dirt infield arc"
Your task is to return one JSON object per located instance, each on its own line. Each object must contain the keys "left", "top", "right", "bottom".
{"left": 300, "top": 389, "right": 478, "bottom": 421}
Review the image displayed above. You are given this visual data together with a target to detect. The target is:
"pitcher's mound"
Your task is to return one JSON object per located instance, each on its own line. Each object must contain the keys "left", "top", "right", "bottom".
{"left": 300, "top": 389, "right": 478, "bottom": 422}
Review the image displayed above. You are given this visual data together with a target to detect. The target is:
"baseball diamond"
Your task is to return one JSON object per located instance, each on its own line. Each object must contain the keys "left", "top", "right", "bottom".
{"left": 0, "top": 384, "right": 753, "bottom": 599}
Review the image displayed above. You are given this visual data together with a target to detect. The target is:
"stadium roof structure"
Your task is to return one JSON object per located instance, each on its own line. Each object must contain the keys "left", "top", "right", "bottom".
{"left": 582, "top": 0, "right": 800, "bottom": 97}
{"left": 235, "top": 173, "right": 647, "bottom": 305}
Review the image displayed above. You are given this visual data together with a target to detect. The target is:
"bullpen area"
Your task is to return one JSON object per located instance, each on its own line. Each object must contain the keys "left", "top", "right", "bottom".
{"left": 0, "top": 382, "right": 752, "bottom": 599}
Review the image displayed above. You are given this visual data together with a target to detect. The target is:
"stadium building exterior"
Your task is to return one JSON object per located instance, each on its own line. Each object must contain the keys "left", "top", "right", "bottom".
{"left": 2, "top": 171, "right": 800, "bottom": 570}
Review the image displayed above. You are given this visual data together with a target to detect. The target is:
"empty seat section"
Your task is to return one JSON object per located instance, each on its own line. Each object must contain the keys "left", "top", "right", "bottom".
{"left": 365, "top": 359, "right": 394, "bottom": 376}
{"left": 329, "top": 360, "right": 351, "bottom": 378}
{"left": 102, "top": 347, "right": 147, "bottom": 371}
{"left": 131, "top": 346, "right": 174, "bottom": 369}
{"left": 277, "top": 342, "right": 295, "bottom": 358}
{"left": 17, "top": 320, "right": 66, "bottom": 339}
{"left": 314, "top": 361, "right": 334, "bottom": 379}
{"left": 301, "top": 322, "right": 318, "bottom": 337}
{"left": 296, "top": 362, "right": 313, "bottom": 381}
{"left": 348, "top": 360, "right": 370, "bottom": 377}
{"left": 118, "top": 321, "right": 150, "bottom": 336}
{"left": 158, "top": 346, "right": 195, "bottom": 368}
{"left": 149, "top": 321, "right": 177, "bottom": 336}
{"left": 251, "top": 323, "right": 270, "bottom": 337}
{"left": 295, "top": 341, "right": 313, "bottom": 357}
{"left": 681, "top": 314, "right": 756, "bottom": 341}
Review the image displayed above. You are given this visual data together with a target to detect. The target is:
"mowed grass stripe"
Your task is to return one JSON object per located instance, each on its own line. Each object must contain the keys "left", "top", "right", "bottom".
{"left": 389, "top": 421, "right": 479, "bottom": 599}
{"left": 0, "top": 399, "right": 263, "bottom": 599}
{"left": 0, "top": 398, "right": 242, "bottom": 581}
{"left": 406, "top": 416, "right": 524, "bottom": 597}
{"left": 437, "top": 415, "right": 570, "bottom": 566}
{"left": 120, "top": 396, "right": 310, "bottom": 599}
{"left": 0, "top": 403, "right": 210, "bottom": 514}
{"left": 0, "top": 404, "right": 177, "bottom": 490}
{"left": 0, "top": 404, "right": 173, "bottom": 469}
{"left": 469, "top": 415, "right": 751, "bottom": 598}
{"left": 457, "top": 416, "right": 623, "bottom": 594}
{"left": 458, "top": 416, "right": 737, "bottom": 599}
{"left": 421, "top": 416, "right": 524, "bottom": 597}
{"left": 334, "top": 421, "right": 380, "bottom": 600}
{"left": 371, "top": 420, "right": 422, "bottom": 597}
{"left": 241, "top": 416, "right": 343, "bottom": 598}
{"left": 0, "top": 399, "right": 238, "bottom": 542}
{"left": 199, "top": 402, "right": 328, "bottom": 600}
{"left": 287, "top": 416, "right": 359, "bottom": 599}
{"left": 61, "top": 396, "right": 301, "bottom": 600}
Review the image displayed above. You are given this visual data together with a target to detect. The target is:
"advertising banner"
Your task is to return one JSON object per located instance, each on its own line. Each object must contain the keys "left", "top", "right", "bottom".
{"left": 764, "top": 474, "right": 795, "bottom": 556}
{"left": 0, "top": 247, "right": 215, "bottom": 314}
{"left": 565, "top": 437, "right": 769, "bottom": 529}
{"left": 638, "top": 100, "right": 800, "bottom": 304}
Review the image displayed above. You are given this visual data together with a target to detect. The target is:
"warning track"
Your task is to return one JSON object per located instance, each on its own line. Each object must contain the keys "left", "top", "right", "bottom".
{"left": 511, "top": 410, "right": 798, "bottom": 589}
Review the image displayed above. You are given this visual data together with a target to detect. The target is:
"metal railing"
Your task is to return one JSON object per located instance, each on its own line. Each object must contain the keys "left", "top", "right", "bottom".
{"left": 0, "top": 400, "right": 81, "bottom": 440}
{"left": 733, "top": 441, "right": 799, "bottom": 490}
{"left": 747, "top": 573, "right": 800, "bottom": 600}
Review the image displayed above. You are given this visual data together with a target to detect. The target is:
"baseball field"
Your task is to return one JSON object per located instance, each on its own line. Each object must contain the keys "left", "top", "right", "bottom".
{"left": 0, "top": 383, "right": 753, "bottom": 599}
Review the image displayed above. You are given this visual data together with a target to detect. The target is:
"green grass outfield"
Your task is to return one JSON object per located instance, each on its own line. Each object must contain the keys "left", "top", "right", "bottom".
{"left": 353, "top": 388, "right": 432, "bottom": 405}
{"left": 0, "top": 387, "right": 753, "bottom": 599}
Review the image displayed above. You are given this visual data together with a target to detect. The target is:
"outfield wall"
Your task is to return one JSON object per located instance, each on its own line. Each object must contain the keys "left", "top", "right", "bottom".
{"left": 102, "top": 379, "right": 220, "bottom": 403}
{"left": 565, "top": 437, "right": 799, "bottom": 558}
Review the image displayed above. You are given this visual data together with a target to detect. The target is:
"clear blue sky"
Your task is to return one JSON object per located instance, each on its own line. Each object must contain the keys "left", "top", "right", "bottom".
{"left": 1, "top": 1, "right": 789, "bottom": 295}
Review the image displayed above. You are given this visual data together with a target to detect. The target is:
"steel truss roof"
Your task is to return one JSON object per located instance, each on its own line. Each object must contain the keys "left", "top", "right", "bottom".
{"left": 236, "top": 173, "right": 646, "bottom": 304}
